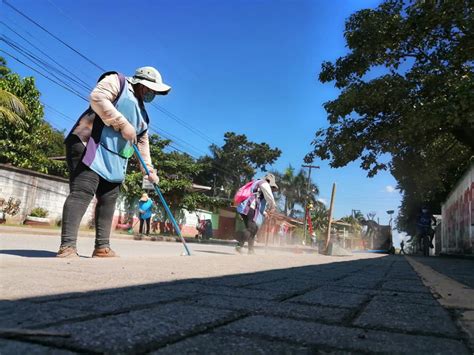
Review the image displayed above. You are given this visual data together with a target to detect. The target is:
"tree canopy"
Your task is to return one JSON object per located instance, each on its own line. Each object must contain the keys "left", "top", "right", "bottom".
{"left": 195, "top": 132, "right": 281, "bottom": 200}
{"left": 120, "top": 134, "right": 220, "bottom": 224}
{"left": 307, "top": 0, "right": 473, "bottom": 234}
{"left": 0, "top": 57, "right": 66, "bottom": 176}
{"left": 272, "top": 165, "right": 319, "bottom": 218}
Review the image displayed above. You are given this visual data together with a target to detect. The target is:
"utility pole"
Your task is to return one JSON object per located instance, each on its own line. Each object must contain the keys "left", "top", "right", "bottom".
{"left": 301, "top": 164, "right": 320, "bottom": 245}
{"left": 212, "top": 173, "right": 217, "bottom": 197}
{"left": 325, "top": 183, "right": 336, "bottom": 250}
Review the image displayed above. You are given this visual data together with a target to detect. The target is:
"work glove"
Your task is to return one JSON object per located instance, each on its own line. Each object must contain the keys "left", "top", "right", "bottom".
{"left": 147, "top": 168, "right": 159, "bottom": 184}
{"left": 120, "top": 122, "right": 137, "bottom": 144}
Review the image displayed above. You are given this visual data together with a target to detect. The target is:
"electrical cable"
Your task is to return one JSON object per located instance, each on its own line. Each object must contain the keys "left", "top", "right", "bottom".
{"left": 4, "top": 0, "right": 106, "bottom": 72}
{"left": 1, "top": 7, "right": 249, "bottom": 182}
{"left": 4, "top": 1, "right": 222, "bottom": 147}
{"left": 0, "top": 49, "right": 89, "bottom": 101}
{"left": 1, "top": 35, "right": 90, "bottom": 96}
{"left": 0, "top": 21, "right": 92, "bottom": 91}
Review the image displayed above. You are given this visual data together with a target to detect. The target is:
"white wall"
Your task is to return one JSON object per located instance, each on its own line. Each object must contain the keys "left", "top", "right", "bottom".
{"left": 182, "top": 208, "right": 212, "bottom": 227}
{"left": 0, "top": 164, "right": 94, "bottom": 226}
{"left": 441, "top": 163, "right": 474, "bottom": 255}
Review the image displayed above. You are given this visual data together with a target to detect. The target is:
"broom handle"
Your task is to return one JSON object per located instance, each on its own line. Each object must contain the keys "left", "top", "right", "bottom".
{"left": 132, "top": 145, "right": 191, "bottom": 256}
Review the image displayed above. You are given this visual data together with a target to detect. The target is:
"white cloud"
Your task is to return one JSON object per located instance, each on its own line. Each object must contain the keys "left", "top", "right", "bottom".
{"left": 317, "top": 198, "right": 327, "bottom": 206}
{"left": 385, "top": 185, "right": 396, "bottom": 193}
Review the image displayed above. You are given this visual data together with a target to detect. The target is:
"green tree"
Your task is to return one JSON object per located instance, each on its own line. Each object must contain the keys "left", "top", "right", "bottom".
{"left": 310, "top": 200, "right": 329, "bottom": 236}
{"left": 307, "top": 0, "right": 473, "bottom": 234}
{"left": 0, "top": 59, "right": 66, "bottom": 176}
{"left": 339, "top": 215, "right": 363, "bottom": 235}
{"left": 273, "top": 165, "right": 319, "bottom": 217}
{"left": 0, "top": 57, "right": 9, "bottom": 77}
{"left": 0, "top": 88, "right": 28, "bottom": 128}
{"left": 196, "top": 132, "right": 281, "bottom": 199}
{"left": 0, "top": 57, "right": 27, "bottom": 128}
{"left": 121, "top": 134, "right": 219, "bottom": 231}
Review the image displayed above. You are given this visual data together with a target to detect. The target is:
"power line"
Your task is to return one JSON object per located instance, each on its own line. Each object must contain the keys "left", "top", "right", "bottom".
{"left": 152, "top": 103, "right": 217, "bottom": 145}
{"left": 4, "top": 0, "right": 105, "bottom": 72}
{"left": 2, "top": 18, "right": 202, "bottom": 159}
{"left": 1, "top": 35, "right": 90, "bottom": 97}
{"left": 42, "top": 103, "right": 76, "bottom": 124}
{"left": 0, "top": 21, "right": 92, "bottom": 91}
{"left": 0, "top": 33, "right": 89, "bottom": 96}
{"left": 4, "top": 2, "right": 222, "bottom": 151}
{"left": 3, "top": 13, "right": 98, "bottom": 83}
{"left": 0, "top": 49, "right": 89, "bottom": 101}
{"left": 2, "top": 10, "right": 242, "bottom": 182}
{"left": 148, "top": 123, "right": 210, "bottom": 157}
{"left": 45, "top": 0, "right": 97, "bottom": 39}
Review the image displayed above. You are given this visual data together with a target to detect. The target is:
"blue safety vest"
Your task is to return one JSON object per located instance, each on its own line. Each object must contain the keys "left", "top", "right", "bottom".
{"left": 69, "top": 72, "right": 149, "bottom": 183}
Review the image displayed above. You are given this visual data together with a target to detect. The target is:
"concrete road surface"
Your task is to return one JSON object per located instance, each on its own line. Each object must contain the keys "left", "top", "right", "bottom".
{"left": 1, "top": 231, "right": 472, "bottom": 353}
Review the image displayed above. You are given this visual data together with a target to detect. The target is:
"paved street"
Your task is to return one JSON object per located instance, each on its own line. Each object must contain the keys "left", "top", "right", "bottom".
{"left": 1, "top": 231, "right": 473, "bottom": 353}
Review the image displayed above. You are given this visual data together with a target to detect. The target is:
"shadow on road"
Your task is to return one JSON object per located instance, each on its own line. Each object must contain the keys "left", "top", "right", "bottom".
{"left": 0, "top": 249, "right": 57, "bottom": 258}
{"left": 0, "top": 255, "right": 470, "bottom": 354}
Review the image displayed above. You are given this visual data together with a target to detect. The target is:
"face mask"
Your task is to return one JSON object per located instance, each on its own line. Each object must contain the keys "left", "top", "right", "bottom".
{"left": 143, "top": 92, "right": 155, "bottom": 103}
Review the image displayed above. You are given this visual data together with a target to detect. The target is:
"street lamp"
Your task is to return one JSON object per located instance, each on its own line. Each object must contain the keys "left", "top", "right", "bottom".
{"left": 386, "top": 210, "right": 394, "bottom": 227}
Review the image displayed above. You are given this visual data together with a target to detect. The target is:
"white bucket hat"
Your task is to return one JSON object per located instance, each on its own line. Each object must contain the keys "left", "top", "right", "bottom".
{"left": 264, "top": 173, "right": 278, "bottom": 190}
{"left": 129, "top": 66, "right": 171, "bottom": 94}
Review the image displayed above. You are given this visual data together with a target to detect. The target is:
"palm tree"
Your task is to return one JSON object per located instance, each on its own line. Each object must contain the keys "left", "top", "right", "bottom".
{"left": 340, "top": 215, "right": 363, "bottom": 234}
{"left": 311, "top": 200, "right": 329, "bottom": 234}
{"left": 0, "top": 88, "right": 27, "bottom": 128}
{"left": 273, "top": 165, "right": 319, "bottom": 217}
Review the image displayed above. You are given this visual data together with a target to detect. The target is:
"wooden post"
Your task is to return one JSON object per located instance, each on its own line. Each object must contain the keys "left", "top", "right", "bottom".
{"left": 325, "top": 183, "right": 336, "bottom": 250}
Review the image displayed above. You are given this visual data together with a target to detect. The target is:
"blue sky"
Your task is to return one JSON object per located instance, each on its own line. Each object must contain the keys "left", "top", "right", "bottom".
{"left": 1, "top": 0, "right": 405, "bottom": 243}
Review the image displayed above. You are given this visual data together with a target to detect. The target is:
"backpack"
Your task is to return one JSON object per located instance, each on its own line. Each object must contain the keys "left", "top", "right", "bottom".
{"left": 233, "top": 180, "right": 261, "bottom": 206}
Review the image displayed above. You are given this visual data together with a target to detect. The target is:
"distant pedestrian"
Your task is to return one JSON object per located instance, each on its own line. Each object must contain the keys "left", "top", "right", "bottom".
{"left": 151, "top": 213, "right": 160, "bottom": 234}
{"left": 400, "top": 240, "right": 405, "bottom": 255}
{"left": 138, "top": 193, "right": 153, "bottom": 236}
{"left": 235, "top": 173, "right": 278, "bottom": 254}
{"left": 57, "top": 67, "right": 170, "bottom": 258}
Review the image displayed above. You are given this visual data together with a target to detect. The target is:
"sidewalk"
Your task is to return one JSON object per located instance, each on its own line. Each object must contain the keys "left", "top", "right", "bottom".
{"left": 407, "top": 255, "right": 474, "bottom": 350}
{"left": 0, "top": 224, "right": 318, "bottom": 254}
{"left": 1, "top": 231, "right": 473, "bottom": 354}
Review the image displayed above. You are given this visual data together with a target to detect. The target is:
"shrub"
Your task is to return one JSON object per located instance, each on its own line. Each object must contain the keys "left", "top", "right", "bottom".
{"left": 0, "top": 197, "right": 21, "bottom": 216}
{"left": 29, "top": 207, "right": 48, "bottom": 218}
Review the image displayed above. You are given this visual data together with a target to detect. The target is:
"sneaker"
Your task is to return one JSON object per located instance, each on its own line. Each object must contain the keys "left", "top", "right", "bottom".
{"left": 56, "top": 246, "right": 79, "bottom": 258}
{"left": 235, "top": 246, "right": 243, "bottom": 254}
{"left": 92, "top": 247, "right": 118, "bottom": 258}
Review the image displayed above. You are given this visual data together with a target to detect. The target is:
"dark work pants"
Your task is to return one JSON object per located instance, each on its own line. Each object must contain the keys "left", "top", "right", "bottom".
{"left": 60, "top": 135, "right": 121, "bottom": 249}
{"left": 238, "top": 208, "right": 258, "bottom": 251}
{"left": 139, "top": 218, "right": 151, "bottom": 235}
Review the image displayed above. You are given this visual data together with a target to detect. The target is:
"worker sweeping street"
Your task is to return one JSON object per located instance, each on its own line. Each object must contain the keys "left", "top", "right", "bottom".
{"left": 138, "top": 193, "right": 153, "bottom": 237}
{"left": 57, "top": 67, "right": 171, "bottom": 258}
{"left": 235, "top": 173, "right": 278, "bottom": 254}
